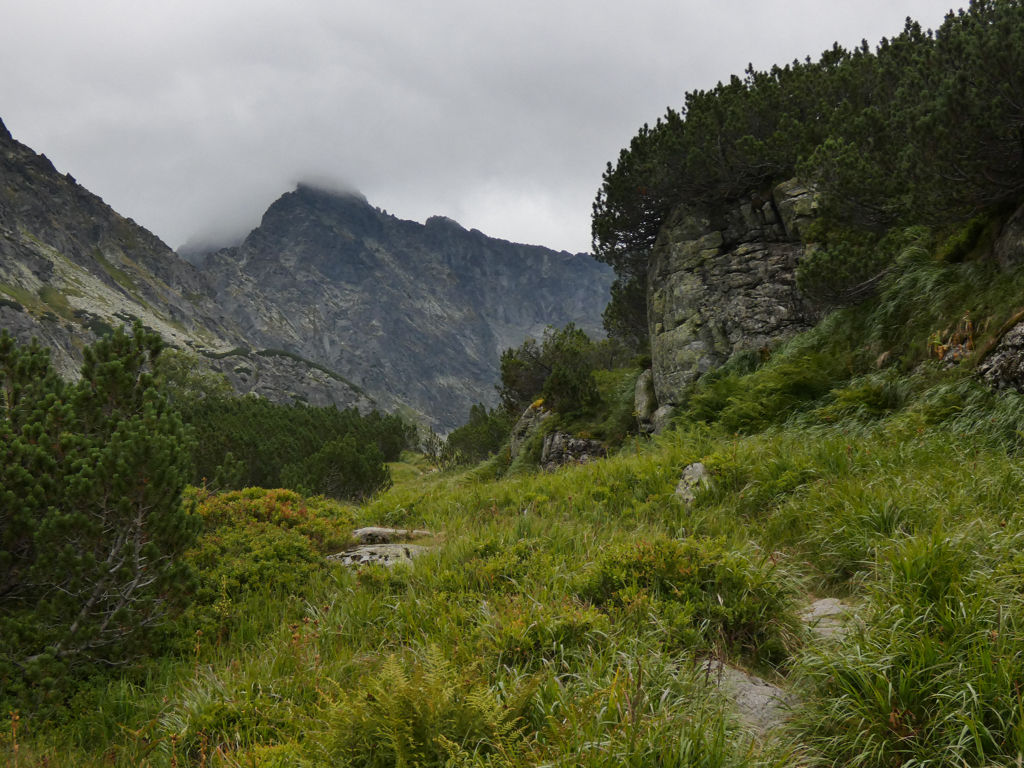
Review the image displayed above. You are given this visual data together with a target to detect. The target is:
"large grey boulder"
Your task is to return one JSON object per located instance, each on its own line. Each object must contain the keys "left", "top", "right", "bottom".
{"left": 651, "top": 405, "right": 675, "bottom": 435}
{"left": 646, "top": 178, "right": 819, "bottom": 408}
{"left": 540, "top": 431, "right": 606, "bottom": 471}
{"left": 995, "top": 200, "right": 1024, "bottom": 272}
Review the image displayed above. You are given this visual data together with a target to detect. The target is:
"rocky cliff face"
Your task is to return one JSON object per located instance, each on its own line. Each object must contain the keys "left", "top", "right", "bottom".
{"left": 646, "top": 178, "right": 819, "bottom": 407}
{"left": 0, "top": 117, "right": 372, "bottom": 413}
{"left": 199, "top": 185, "right": 613, "bottom": 428}
{"left": 0, "top": 117, "right": 612, "bottom": 429}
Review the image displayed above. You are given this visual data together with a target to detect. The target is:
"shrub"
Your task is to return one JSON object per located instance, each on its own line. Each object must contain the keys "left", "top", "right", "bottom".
{"left": 281, "top": 434, "right": 392, "bottom": 501}
{"left": 421, "top": 427, "right": 470, "bottom": 471}
{"left": 182, "top": 487, "right": 354, "bottom": 639}
{"left": 498, "top": 323, "right": 603, "bottom": 417}
{"left": 318, "top": 646, "right": 534, "bottom": 768}
{"left": 0, "top": 324, "right": 198, "bottom": 697}
{"left": 447, "top": 404, "right": 515, "bottom": 463}
{"left": 474, "top": 595, "right": 610, "bottom": 668}
{"left": 577, "top": 537, "right": 798, "bottom": 664}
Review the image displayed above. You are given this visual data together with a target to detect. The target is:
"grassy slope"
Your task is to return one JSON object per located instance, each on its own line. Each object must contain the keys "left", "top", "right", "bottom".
{"left": 10, "top": 233, "right": 1024, "bottom": 766}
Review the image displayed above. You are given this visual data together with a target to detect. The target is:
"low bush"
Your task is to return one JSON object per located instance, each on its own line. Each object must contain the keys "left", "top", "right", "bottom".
{"left": 474, "top": 594, "right": 610, "bottom": 668}
{"left": 577, "top": 536, "right": 799, "bottom": 664}
{"left": 317, "top": 646, "right": 535, "bottom": 768}
{"left": 181, "top": 488, "right": 354, "bottom": 640}
{"left": 281, "top": 435, "right": 392, "bottom": 501}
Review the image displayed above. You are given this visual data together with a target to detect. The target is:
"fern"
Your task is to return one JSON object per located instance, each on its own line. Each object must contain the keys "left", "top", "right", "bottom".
{"left": 321, "top": 646, "right": 532, "bottom": 768}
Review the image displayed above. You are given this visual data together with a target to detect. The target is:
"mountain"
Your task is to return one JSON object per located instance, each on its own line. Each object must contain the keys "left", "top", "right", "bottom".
{"left": 0, "top": 118, "right": 613, "bottom": 428}
{"left": 199, "top": 185, "right": 613, "bottom": 428}
{"left": 0, "top": 116, "right": 371, "bottom": 412}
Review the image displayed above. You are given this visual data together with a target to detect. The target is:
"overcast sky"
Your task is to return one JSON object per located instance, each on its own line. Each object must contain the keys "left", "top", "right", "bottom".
{"left": 1, "top": 0, "right": 956, "bottom": 254}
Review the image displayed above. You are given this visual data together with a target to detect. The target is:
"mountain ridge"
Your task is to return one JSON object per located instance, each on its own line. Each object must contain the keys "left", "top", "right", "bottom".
{"left": 0, "top": 117, "right": 612, "bottom": 428}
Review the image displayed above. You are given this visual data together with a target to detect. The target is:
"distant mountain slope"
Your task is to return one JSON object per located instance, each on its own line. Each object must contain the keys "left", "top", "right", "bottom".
{"left": 200, "top": 185, "right": 613, "bottom": 428}
{"left": 0, "top": 117, "right": 612, "bottom": 428}
{"left": 0, "top": 117, "right": 370, "bottom": 413}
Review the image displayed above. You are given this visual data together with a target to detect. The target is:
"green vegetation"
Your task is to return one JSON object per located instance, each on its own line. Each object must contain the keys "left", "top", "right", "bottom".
{"left": 9, "top": 196, "right": 1024, "bottom": 766}
{"left": 37, "top": 285, "right": 75, "bottom": 321}
{"left": 0, "top": 324, "right": 198, "bottom": 706}
{"left": 177, "top": 394, "right": 414, "bottom": 496}
{"left": 8, "top": 4, "right": 1024, "bottom": 766}
{"left": 594, "top": 0, "right": 1024, "bottom": 327}
{"left": 0, "top": 281, "right": 38, "bottom": 310}
{"left": 445, "top": 404, "right": 515, "bottom": 464}
{"left": 155, "top": 348, "right": 413, "bottom": 499}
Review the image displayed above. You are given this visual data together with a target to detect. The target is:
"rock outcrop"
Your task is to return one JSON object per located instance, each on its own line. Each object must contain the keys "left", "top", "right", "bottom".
{"left": 975, "top": 204, "right": 1024, "bottom": 390}
{"left": 634, "top": 369, "right": 657, "bottom": 433}
{"left": 509, "top": 403, "right": 553, "bottom": 461}
{"left": 994, "top": 199, "right": 1024, "bottom": 272}
{"left": 646, "top": 179, "right": 819, "bottom": 407}
{"left": 540, "top": 431, "right": 606, "bottom": 471}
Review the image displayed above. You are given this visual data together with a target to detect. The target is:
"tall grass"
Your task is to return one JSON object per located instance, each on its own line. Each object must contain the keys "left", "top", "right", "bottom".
{"left": 14, "top": 247, "right": 1024, "bottom": 766}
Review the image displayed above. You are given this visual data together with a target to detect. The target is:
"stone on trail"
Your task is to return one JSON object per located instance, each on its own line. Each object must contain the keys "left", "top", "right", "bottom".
{"left": 698, "top": 660, "right": 796, "bottom": 734}
{"left": 801, "top": 598, "right": 856, "bottom": 640}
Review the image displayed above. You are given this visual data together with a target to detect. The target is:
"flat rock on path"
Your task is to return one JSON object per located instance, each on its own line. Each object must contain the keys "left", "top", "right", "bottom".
{"left": 801, "top": 598, "right": 856, "bottom": 640}
{"left": 698, "top": 660, "right": 796, "bottom": 734}
{"left": 697, "top": 598, "right": 857, "bottom": 734}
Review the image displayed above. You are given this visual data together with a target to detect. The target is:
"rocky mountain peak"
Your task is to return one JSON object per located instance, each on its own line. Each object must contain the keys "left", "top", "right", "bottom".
{"left": 199, "top": 184, "right": 613, "bottom": 428}
{"left": 2, "top": 118, "right": 613, "bottom": 430}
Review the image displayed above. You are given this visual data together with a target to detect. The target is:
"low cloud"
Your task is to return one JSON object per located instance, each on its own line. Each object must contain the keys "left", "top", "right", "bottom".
{"left": 1, "top": 0, "right": 956, "bottom": 254}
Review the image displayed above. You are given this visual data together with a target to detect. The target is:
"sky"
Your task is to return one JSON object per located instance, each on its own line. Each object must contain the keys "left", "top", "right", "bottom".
{"left": 0, "top": 0, "right": 957, "bottom": 255}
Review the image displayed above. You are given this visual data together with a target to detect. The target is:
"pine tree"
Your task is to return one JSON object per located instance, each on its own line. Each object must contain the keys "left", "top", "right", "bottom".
{"left": 0, "top": 324, "right": 199, "bottom": 696}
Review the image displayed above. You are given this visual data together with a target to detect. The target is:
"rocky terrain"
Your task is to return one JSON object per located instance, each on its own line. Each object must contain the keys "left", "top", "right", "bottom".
{"left": 0, "top": 116, "right": 612, "bottom": 428}
{"left": 198, "top": 185, "right": 613, "bottom": 428}
{"left": 646, "top": 178, "right": 820, "bottom": 409}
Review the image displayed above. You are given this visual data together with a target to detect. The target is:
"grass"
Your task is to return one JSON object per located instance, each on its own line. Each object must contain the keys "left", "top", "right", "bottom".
{"left": 38, "top": 285, "right": 76, "bottom": 321}
{"left": 0, "top": 281, "right": 39, "bottom": 310}
{"left": 11, "top": 241, "right": 1024, "bottom": 766}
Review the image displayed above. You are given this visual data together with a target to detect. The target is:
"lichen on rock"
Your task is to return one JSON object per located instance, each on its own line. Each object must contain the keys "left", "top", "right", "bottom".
{"left": 646, "top": 178, "right": 820, "bottom": 408}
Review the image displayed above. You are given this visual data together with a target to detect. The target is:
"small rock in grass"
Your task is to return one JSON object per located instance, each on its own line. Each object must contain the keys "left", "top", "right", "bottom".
{"left": 675, "top": 462, "right": 710, "bottom": 506}
{"left": 698, "top": 659, "right": 797, "bottom": 734}
{"left": 327, "top": 543, "right": 431, "bottom": 568}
